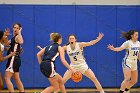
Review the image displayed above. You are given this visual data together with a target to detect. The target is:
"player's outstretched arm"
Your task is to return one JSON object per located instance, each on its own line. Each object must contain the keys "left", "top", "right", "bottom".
{"left": 107, "top": 44, "right": 124, "bottom": 52}
{"left": 80, "top": 32, "right": 104, "bottom": 48}
{"left": 107, "top": 41, "right": 128, "bottom": 52}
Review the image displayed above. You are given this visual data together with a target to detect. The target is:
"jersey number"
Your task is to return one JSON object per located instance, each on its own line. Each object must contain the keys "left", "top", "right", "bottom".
{"left": 133, "top": 51, "right": 138, "bottom": 56}
{"left": 73, "top": 56, "right": 77, "bottom": 61}
{"left": 48, "top": 46, "right": 52, "bottom": 51}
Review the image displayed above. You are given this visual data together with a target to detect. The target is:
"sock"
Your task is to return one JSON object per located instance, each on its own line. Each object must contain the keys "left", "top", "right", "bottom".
{"left": 125, "top": 88, "right": 130, "bottom": 91}
{"left": 120, "top": 90, "right": 124, "bottom": 93}
{"left": 100, "top": 91, "right": 105, "bottom": 93}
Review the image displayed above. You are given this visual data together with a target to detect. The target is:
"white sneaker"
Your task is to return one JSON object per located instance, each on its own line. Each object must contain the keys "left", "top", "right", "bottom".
{"left": 124, "top": 90, "right": 130, "bottom": 93}
{"left": 127, "top": 90, "right": 130, "bottom": 93}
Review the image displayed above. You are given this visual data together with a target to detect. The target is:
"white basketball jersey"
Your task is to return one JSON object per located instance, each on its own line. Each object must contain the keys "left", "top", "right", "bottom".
{"left": 121, "top": 40, "right": 140, "bottom": 60}
{"left": 66, "top": 43, "right": 86, "bottom": 65}
{"left": 0, "top": 43, "right": 4, "bottom": 53}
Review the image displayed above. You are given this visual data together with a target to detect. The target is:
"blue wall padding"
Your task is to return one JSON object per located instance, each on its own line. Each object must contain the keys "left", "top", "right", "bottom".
{"left": 0, "top": 5, "right": 140, "bottom": 88}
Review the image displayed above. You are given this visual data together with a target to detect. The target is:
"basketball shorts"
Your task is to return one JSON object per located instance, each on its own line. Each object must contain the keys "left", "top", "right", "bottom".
{"left": 70, "top": 63, "right": 89, "bottom": 74}
{"left": 40, "top": 61, "right": 57, "bottom": 78}
{"left": 122, "top": 58, "right": 137, "bottom": 71}
{"left": 6, "top": 56, "right": 21, "bottom": 73}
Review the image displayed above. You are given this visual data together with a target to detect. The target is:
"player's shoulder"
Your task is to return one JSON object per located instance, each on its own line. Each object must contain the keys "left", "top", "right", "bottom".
{"left": 136, "top": 40, "right": 140, "bottom": 43}
{"left": 126, "top": 40, "right": 130, "bottom": 43}
{"left": 65, "top": 43, "right": 70, "bottom": 48}
{"left": 76, "top": 42, "right": 82, "bottom": 46}
{"left": 76, "top": 42, "right": 81, "bottom": 44}
{"left": 123, "top": 40, "right": 130, "bottom": 44}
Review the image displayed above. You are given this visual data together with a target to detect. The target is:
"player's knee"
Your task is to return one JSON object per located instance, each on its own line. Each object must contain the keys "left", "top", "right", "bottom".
{"left": 14, "top": 77, "right": 21, "bottom": 83}
{"left": 130, "top": 79, "right": 138, "bottom": 85}
{"left": 59, "top": 78, "right": 64, "bottom": 85}
{"left": 90, "top": 75, "right": 97, "bottom": 81}
{"left": 63, "top": 78, "right": 67, "bottom": 84}
{"left": 53, "top": 84, "right": 59, "bottom": 90}
{"left": 4, "top": 76, "right": 10, "bottom": 82}
{"left": 57, "top": 76, "right": 64, "bottom": 84}
{"left": 124, "top": 78, "right": 130, "bottom": 82}
{"left": 121, "top": 78, "right": 130, "bottom": 85}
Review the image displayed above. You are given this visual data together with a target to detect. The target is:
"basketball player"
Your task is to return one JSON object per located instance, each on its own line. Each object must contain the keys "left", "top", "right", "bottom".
{"left": 4, "top": 23, "right": 24, "bottom": 92}
{"left": 61, "top": 32, "right": 105, "bottom": 93}
{"left": 0, "top": 30, "right": 16, "bottom": 90}
{"left": 108, "top": 30, "right": 139, "bottom": 93}
{"left": 37, "top": 32, "right": 75, "bottom": 93}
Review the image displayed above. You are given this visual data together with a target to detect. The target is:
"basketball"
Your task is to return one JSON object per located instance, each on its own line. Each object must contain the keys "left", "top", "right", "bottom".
{"left": 71, "top": 71, "right": 82, "bottom": 83}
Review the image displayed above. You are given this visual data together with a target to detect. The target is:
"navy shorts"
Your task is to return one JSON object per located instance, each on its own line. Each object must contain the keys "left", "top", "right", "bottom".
{"left": 40, "top": 61, "right": 56, "bottom": 78}
{"left": 6, "top": 56, "right": 21, "bottom": 73}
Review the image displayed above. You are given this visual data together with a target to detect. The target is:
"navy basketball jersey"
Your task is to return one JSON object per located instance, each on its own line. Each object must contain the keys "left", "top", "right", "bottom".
{"left": 42, "top": 43, "right": 59, "bottom": 62}
{"left": 7, "top": 35, "right": 21, "bottom": 55}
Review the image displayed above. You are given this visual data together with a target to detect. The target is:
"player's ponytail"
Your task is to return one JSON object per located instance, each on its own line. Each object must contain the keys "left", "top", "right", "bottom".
{"left": 121, "top": 30, "right": 138, "bottom": 40}
{"left": 50, "top": 32, "right": 62, "bottom": 42}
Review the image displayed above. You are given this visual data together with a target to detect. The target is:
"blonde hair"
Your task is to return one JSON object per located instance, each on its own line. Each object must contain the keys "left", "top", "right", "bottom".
{"left": 50, "top": 32, "right": 62, "bottom": 42}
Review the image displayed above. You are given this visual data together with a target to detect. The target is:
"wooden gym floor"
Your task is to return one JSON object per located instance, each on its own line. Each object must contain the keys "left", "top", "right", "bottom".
{"left": 0, "top": 88, "right": 139, "bottom": 93}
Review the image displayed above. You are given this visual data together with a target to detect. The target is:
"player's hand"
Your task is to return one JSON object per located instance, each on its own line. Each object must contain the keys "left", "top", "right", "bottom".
{"left": 4, "top": 40, "right": 11, "bottom": 46}
{"left": 4, "top": 28, "right": 11, "bottom": 36}
{"left": 10, "top": 52, "right": 16, "bottom": 56}
{"left": 107, "top": 44, "right": 114, "bottom": 51}
{"left": 97, "top": 32, "right": 104, "bottom": 40}
{"left": 7, "top": 40, "right": 11, "bottom": 45}
{"left": 37, "top": 45, "right": 43, "bottom": 50}
{"left": 18, "top": 27, "right": 22, "bottom": 34}
{"left": 71, "top": 68, "right": 76, "bottom": 73}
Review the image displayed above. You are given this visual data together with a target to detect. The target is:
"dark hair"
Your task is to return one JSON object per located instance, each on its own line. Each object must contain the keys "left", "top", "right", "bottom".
{"left": 50, "top": 33, "right": 62, "bottom": 42}
{"left": 63, "top": 34, "right": 77, "bottom": 45}
{"left": 13, "top": 23, "right": 22, "bottom": 28}
{"left": 68, "top": 34, "right": 77, "bottom": 40}
{"left": 0, "top": 31, "right": 4, "bottom": 40}
{"left": 121, "top": 30, "right": 138, "bottom": 40}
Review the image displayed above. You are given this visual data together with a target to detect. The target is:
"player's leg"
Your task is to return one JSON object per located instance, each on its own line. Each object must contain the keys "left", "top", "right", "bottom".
{"left": 84, "top": 69, "right": 104, "bottom": 93}
{"left": 0, "top": 72, "right": 4, "bottom": 90}
{"left": 54, "top": 70, "right": 72, "bottom": 93}
{"left": 4, "top": 71, "right": 14, "bottom": 92}
{"left": 57, "top": 74, "right": 67, "bottom": 93}
{"left": 120, "top": 68, "right": 131, "bottom": 93}
{"left": 63, "top": 70, "right": 72, "bottom": 83}
{"left": 13, "top": 56, "right": 24, "bottom": 92}
{"left": 13, "top": 72, "right": 24, "bottom": 92}
{"left": 125, "top": 70, "right": 138, "bottom": 92}
{"left": 41, "top": 76, "right": 60, "bottom": 93}
{"left": 126, "top": 61, "right": 138, "bottom": 89}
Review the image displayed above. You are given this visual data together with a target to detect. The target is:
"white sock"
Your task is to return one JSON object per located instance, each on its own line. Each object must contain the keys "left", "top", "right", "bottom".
{"left": 100, "top": 91, "right": 105, "bottom": 93}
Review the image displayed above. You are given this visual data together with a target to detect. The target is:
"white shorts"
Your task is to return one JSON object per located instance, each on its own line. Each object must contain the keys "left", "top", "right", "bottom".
{"left": 70, "top": 63, "right": 89, "bottom": 74}
{"left": 122, "top": 58, "right": 137, "bottom": 71}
